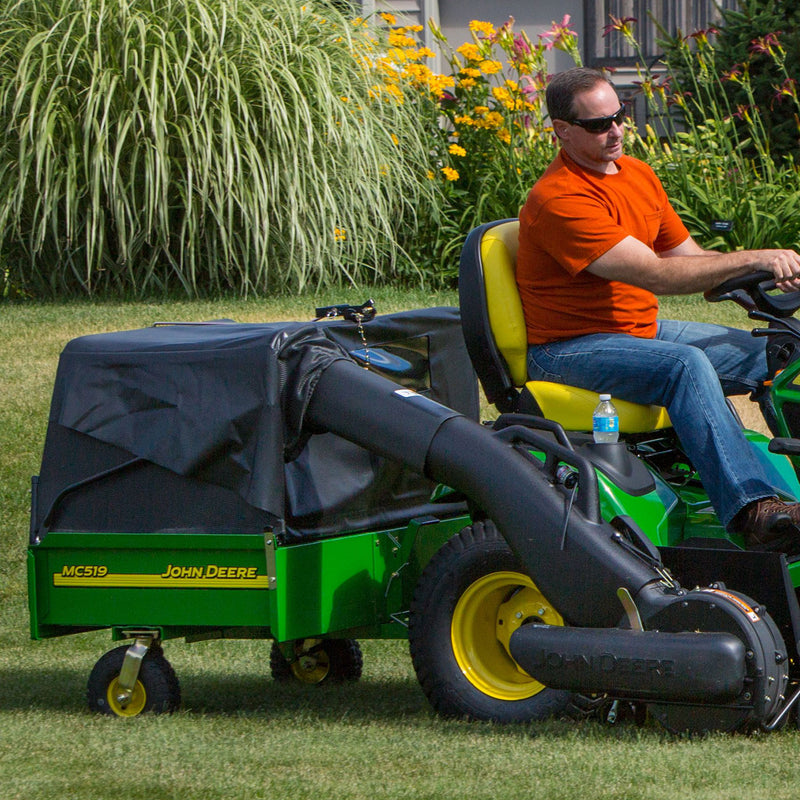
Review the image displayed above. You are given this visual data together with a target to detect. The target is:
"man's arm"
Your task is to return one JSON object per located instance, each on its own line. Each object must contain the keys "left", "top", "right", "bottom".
{"left": 586, "top": 234, "right": 800, "bottom": 294}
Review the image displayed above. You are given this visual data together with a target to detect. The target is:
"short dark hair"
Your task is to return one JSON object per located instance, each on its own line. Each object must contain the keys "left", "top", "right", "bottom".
{"left": 546, "top": 68, "right": 615, "bottom": 122}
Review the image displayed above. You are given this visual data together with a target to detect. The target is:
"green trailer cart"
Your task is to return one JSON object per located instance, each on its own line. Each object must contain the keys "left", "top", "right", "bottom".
{"left": 27, "top": 307, "right": 475, "bottom": 714}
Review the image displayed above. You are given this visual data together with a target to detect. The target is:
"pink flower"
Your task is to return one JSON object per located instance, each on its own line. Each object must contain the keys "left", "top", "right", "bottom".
{"left": 750, "top": 32, "right": 783, "bottom": 56}
{"left": 775, "top": 77, "right": 798, "bottom": 103}
{"left": 539, "top": 14, "right": 577, "bottom": 52}
{"left": 722, "top": 64, "right": 743, "bottom": 82}
{"left": 513, "top": 34, "right": 531, "bottom": 57}
{"left": 687, "top": 27, "right": 718, "bottom": 46}
{"left": 602, "top": 16, "right": 637, "bottom": 39}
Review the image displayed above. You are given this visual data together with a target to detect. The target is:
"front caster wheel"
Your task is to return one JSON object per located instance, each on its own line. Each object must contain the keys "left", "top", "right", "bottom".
{"left": 409, "top": 520, "right": 572, "bottom": 723}
{"left": 87, "top": 644, "right": 181, "bottom": 717}
{"left": 270, "top": 638, "right": 363, "bottom": 684}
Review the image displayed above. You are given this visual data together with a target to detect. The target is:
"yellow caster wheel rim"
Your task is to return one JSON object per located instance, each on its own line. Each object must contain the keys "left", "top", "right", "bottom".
{"left": 106, "top": 677, "right": 148, "bottom": 717}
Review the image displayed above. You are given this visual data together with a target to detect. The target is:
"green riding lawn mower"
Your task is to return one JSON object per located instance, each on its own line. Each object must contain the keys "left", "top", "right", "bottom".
{"left": 26, "top": 219, "right": 800, "bottom": 734}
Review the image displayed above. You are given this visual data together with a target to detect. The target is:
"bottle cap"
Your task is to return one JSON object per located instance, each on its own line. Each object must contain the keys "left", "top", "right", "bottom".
{"left": 599, "top": 393, "right": 611, "bottom": 401}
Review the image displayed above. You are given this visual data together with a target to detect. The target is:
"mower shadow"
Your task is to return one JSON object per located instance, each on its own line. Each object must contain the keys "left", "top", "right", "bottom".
{"left": 0, "top": 664, "right": 659, "bottom": 740}
{"left": 0, "top": 664, "right": 426, "bottom": 721}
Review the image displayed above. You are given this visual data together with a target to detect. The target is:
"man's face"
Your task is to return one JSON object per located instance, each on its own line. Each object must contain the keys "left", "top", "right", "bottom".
{"left": 554, "top": 81, "right": 625, "bottom": 173}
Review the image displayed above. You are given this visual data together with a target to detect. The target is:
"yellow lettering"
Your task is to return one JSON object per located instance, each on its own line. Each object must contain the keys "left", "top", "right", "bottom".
{"left": 60, "top": 565, "right": 109, "bottom": 579}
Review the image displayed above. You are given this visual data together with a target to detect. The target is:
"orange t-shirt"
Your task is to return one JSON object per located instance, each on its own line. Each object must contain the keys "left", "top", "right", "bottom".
{"left": 517, "top": 151, "right": 690, "bottom": 344}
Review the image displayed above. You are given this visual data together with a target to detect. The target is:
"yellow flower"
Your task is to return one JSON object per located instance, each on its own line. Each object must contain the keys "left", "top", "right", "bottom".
{"left": 391, "top": 133, "right": 399, "bottom": 146}
{"left": 441, "top": 166, "right": 460, "bottom": 181}
{"left": 485, "top": 111, "right": 504, "bottom": 128}
{"left": 448, "top": 143, "right": 467, "bottom": 157}
{"left": 457, "top": 43, "right": 482, "bottom": 61}
{"left": 454, "top": 114, "right": 474, "bottom": 126}
{"left": 389, "top": 31, "right": 417, "bottom": 49}
{"left": 379, "top": 12, "right": 397, "bottom": 26}
{"left": 460, "top": 67, "right": 481, "bottom": 78}
{"left": 368, "top": 83, "right": 405, "bottom": 104}
{"left": 473, "top": 106, "right": 489, "bottom": 116}
{"left": 492, "top": 87, "right": 511, "bottom": 103}
{"left": 334, "top": 228, "right": 347, "bottom": 242}
{"left": 479, "top": 60, "right": 503, "bottom": 75}
{"left": 497, "top": 128, "right": 512, "bottom": 144}
{"left": 469, "top": 20, "right": 496, "bottom": 37}
{"left": 458, "top": 78, "right": 477, "bottom": 89}
{"left": 426, "top": 169, "right": 435, "bottom": 180}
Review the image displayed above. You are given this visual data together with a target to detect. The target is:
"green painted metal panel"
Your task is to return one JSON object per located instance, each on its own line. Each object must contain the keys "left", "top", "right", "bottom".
{"left": 28, "top": 531, "right": 271, "bottom": 639}
{"left": 28, "top": 516, "right": 470, "bottom": 643}
{"left": 271, "top": 516, "right": 469, "bottom": 642}
{"left": 273, "top": 530, "right": 387, "bottom": 641}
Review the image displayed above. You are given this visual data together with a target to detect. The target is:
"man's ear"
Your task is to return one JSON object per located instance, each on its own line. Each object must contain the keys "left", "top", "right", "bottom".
{"left": 552, "top": 118, "right": 571, "bottom": 141}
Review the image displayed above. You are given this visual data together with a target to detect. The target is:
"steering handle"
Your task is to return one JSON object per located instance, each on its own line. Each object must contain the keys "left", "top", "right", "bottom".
{"left": 704, "top": 271, "right": 800, "bottom": 318}
{"left": 704, "top": 271, "right": 774, "bottom": 302}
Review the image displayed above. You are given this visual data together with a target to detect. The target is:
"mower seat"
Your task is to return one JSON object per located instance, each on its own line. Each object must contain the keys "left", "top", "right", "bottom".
{"left": 458, "top": 218, "right": 672, "bottom": 432}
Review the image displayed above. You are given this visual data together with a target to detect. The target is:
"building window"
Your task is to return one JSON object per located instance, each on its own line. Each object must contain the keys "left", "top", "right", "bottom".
{"left": 584, "top": 0, "right": 738, "bottom": 68}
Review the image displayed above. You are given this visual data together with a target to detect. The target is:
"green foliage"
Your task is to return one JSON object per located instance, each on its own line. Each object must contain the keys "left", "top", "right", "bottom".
{"left": 5, "top": 4, "right": 800, "bottom": 297}
{"left": 0, "top": 0, "right": 437, "bottom": 297}
{"left": 373, "top": 18, "right": 574, "bottom": 281}
{"left": 659, "top": 0, "right": 800, "bottom": 163}
{"left": 611, "top": 16, "right": 800, "bottom": 253}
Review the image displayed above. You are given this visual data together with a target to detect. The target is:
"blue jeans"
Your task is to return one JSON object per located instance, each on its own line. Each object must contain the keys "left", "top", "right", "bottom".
{"left": 526, "top": 320, "right": 779, "bottom": 527}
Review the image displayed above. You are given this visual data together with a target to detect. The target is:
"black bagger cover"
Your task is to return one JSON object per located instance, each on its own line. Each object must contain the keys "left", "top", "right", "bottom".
{"left": 31, "top": 307, "right": 478, "bottom": 542}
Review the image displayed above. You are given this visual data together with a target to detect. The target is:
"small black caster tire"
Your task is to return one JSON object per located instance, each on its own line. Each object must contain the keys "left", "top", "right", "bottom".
{"left": 270, "top": 638, "right": 363, "bottom": 684}
{"left": 87, "top": 644, "right": 181, "bottom": 716}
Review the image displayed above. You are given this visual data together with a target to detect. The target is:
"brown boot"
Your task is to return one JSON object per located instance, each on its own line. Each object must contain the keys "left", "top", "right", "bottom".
{"left": 732, "top": 497, "right": 800, "bottom": 553}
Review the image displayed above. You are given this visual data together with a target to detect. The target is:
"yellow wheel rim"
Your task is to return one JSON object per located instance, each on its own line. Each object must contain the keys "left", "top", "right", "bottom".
{"left": 106, "top": 677, "right": 147, "bottom": 717}
{"left": 451, "top": 571, "right": 564, "bottom": 701}
{"left": 290, "top": 639, "right": 331, "bottom": 684}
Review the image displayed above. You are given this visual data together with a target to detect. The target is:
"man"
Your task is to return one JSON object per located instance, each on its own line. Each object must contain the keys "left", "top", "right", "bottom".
{"left": 517, "top": 66, "right": 800, "bottom": 552}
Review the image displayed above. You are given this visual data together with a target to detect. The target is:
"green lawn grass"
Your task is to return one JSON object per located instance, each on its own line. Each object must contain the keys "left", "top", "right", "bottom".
{"left": 2, "top": 291, "right": 800, "bottom": 800}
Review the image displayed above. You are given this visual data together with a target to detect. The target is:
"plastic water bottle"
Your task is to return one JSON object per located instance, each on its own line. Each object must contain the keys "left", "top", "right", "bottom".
{"left": 592, "top": 393, "right": 619, "bottom": 443}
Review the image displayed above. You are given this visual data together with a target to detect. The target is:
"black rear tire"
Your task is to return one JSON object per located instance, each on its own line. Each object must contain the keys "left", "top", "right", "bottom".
{"left": 409, "top": 520, "right": 572, "bottom": 723}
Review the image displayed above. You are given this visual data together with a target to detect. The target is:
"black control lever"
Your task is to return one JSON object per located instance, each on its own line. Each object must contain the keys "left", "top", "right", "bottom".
{"left": 315, "top": 299, "right": 376, "bottom": 322}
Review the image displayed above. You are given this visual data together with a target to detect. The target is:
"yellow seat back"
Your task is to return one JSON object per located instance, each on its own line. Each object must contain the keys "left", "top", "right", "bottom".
{"left": 481, "top": 221, "right": 528, "bottom": 386}
{"left": 464, "top": 219, "right": 671, "bottom": 432}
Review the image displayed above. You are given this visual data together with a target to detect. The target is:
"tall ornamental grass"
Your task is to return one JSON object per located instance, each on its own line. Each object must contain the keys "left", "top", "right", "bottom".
{"left": 0, "top": 0, "right": 437, "bottom": 297}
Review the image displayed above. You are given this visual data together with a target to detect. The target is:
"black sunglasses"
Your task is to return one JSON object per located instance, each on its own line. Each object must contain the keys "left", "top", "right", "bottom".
{"left": 568, "top": 105, "right": 626, "bottom": 133}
